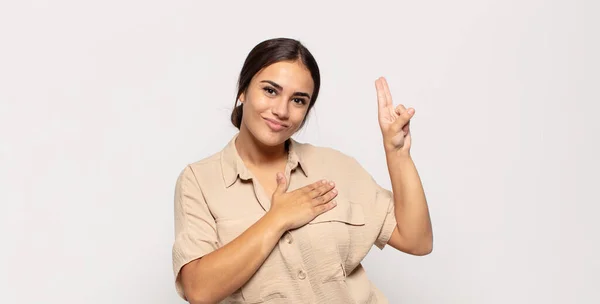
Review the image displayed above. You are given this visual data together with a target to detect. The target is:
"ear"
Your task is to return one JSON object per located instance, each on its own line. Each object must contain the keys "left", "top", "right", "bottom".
{"left": 239, "top": 92, "right": 246, "bottom": 104}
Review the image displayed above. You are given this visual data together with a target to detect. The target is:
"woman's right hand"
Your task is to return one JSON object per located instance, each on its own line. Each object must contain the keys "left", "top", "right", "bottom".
{"left": 269, "top": 172, "right": 338, "bottom": 231}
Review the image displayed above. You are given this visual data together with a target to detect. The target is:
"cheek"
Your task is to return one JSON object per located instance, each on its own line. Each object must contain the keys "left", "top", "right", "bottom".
{"left": 291, "top": 109, "right": 308, "bottom": 126}
{"left": 247, "top": 96, "right": 271, "bottom": 114}
{"left": 243, "top": 96, "right": 264, "bottom": 113}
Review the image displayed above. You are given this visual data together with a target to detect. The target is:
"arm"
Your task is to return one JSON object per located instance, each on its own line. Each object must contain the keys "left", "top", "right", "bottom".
{"left": 385, "top": 153, "right": 432, "bottom": 255}
{"left": 375, "top": 77, "right": 433, "bottom": 255}
{"left": 177, "top": 172, "right": 338, "bottom": 304}
{"left": 180, "top": 212, "right": 286, "bottom": 304}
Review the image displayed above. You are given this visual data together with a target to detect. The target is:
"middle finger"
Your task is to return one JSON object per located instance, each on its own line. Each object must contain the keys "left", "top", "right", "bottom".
{"left": 308, "top": 180, "right": 335, "bottom": 198}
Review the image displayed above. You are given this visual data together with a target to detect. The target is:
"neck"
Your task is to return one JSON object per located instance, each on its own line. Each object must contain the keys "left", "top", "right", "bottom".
{"left": 235, "top": 125, "right": 288, "bottom": 167}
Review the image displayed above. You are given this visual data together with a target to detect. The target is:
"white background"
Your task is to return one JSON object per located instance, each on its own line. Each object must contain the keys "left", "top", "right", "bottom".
{"left": 1, "top": 0, "right": 599, "bottom": 303}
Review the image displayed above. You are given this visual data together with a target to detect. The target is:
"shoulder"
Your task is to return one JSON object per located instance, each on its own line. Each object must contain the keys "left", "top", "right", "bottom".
{"left": 188, "top": 151, "right": 222, "bottom": 173}
{"left": 298, "top": 141, "right": 387, "bottom": 207}
{"left": 295, "top": 140, "right": 350, "bottom": 160}
{"left": 294, "top": 140, "right": 369, "bottom": 178}
{"left": 176, "top": 151, "right": 223, "bottom": 185}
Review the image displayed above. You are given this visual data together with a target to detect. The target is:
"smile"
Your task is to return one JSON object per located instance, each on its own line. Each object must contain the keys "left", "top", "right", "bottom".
{"left": 263, "top": 117, "right": 288, "bottom": 132}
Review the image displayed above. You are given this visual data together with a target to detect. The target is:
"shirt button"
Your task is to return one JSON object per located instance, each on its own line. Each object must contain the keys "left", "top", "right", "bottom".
{"left": 298, "top": 270, "right": 306, "bottom": 280}
{"left": 285, "top": 233, "right": 293, "bottom": 244}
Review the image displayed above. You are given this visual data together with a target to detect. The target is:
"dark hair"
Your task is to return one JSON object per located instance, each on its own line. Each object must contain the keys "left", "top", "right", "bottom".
{"left": 231, "top": 38, "right": 321, "bottom": 130}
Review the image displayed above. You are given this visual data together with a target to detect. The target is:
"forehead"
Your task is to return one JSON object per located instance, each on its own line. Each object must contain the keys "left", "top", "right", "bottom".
{"left": 253, "top": 60, "right": 314, "bottom": 92}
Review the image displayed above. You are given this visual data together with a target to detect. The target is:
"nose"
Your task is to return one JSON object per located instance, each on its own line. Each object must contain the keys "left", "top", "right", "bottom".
{"left": 271, "top": 98, "right": 290, "bottom": 120}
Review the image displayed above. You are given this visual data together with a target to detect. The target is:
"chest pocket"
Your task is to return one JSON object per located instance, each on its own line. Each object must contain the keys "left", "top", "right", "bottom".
{"left": 306, "top": 198, "right": 365, "bottom": 283}
{"left": 308, "top": 197, "right": 365, "bottom": 226}
{"left": 238, "top": 199, "right": 365, "bottom": 303}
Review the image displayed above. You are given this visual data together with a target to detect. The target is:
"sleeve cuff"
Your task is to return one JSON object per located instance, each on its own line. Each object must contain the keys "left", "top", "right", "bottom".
{"left": 172, "top": 233, "right": 219, "bottom": 299}
{"left": 374, "top": 195, "right": 396, "bottom": 250}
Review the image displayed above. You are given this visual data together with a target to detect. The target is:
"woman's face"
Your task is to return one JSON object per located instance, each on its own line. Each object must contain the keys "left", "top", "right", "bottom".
{"left": 239, "top": 60, "right": 314, "bottom": 147}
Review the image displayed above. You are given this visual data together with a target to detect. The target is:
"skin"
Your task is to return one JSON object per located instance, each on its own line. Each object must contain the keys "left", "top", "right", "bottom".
{"left": 179, "top": 61, "right": 433, "bottom": 304}
{"left": 179, "top": 60, "right": 338, "bottom": 304}
{"left": 375, "top": 77, "right": 433, "bottom": 255}
{"left": 235, "top": 60, "right": 315, "bottom": 196}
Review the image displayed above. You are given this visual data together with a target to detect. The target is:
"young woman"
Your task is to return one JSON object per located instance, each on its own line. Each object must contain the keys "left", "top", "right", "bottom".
{"left": 172, "top": 37, "right": 432, "bottom": 304}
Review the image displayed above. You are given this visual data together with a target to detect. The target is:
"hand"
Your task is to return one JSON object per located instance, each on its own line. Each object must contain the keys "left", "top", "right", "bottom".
{"left": 268, "top": 172, "right": 338, "bottom": 231}
{"left": 375, "top": 77, "right": 415, "bottom": 154}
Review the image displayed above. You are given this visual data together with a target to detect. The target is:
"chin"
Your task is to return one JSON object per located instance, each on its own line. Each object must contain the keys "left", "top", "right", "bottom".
{"left": 259, "top": 131, "right": 289, "bottom": 146}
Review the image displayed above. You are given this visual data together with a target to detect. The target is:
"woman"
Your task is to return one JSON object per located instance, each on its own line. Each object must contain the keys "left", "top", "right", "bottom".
{"left": 172, "top": 37, "right": 432, "bottom": 304}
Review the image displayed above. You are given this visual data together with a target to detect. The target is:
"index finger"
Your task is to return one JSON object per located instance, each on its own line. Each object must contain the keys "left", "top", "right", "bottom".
{"left": 298, "top": 179, "right": 329, "bottom": 194}
{"left": 375, "top": 77, "right": 390, "bottom": 110}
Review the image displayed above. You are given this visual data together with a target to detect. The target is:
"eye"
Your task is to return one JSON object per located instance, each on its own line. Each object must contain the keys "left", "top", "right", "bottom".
{"left": 293, "top": 98, "right": 307, "bottom": 105}
{"left": 263, "top": 87, "right": 277, "bottom": 95}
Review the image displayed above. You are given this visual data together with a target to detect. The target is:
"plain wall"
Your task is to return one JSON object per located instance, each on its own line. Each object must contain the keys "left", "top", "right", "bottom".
{"left": 1, "top": 0, "right": 598, "bottom": 303}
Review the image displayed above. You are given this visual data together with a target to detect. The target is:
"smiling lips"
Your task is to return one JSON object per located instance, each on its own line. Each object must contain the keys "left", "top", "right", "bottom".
{"left": 263, "top": 117, "right": 288, "bottom": 132}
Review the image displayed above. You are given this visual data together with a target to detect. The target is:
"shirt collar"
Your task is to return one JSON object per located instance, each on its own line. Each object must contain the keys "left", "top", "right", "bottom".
{"left": 220, "top": 133, "right": 309, "bottom": 188}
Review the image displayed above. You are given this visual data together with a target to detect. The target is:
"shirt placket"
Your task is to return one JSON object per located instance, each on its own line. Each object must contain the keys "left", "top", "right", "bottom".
{"left": 244, "top": 154, "right": 315, "bottom": 302}
{"left": 276, "top": 161, "right": 316, "bottom": 303}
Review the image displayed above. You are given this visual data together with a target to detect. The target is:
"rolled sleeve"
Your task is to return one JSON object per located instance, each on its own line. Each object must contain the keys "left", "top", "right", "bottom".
{"left": 172, "top": 165, "right": 219, "bottom": 299}
{"left": 344, "top": 154, "right": 398, "bottom": 251}
{"left": 373, "top": 188, "right": 397, "bottom": 250}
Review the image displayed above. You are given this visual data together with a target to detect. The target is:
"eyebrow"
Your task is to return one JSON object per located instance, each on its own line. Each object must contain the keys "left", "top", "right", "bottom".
{"left": 260, "top": 80, "right": 311, "bottom": 99}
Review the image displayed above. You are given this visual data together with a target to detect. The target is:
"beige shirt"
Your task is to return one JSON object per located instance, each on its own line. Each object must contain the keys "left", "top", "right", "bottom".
{"left": 172, "top": 133, "right": 397, "bottom": 303}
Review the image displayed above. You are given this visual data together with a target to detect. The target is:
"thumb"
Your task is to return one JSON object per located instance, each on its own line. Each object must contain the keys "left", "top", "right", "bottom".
{"left": 274, "top": 172, "right": 288, "bottom": 195}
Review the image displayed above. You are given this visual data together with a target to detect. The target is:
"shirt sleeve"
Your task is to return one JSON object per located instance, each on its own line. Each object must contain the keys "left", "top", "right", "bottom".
{"left": 373, "top": 186, "right": 397, "bottom": 250}
{"left": 342, "top": 152, "right": 398, "bottom": 251}
{"left": 172, "top": 165, "right": 219, "bottom": 299}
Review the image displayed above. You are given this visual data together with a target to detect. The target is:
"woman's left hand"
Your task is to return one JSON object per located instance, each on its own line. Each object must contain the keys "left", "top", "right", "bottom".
{"left": 375, "top": 77, "right": 414, "bottom": 155}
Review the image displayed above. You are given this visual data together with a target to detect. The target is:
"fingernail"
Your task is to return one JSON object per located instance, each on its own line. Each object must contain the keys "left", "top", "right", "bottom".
{"left": 329, "top": 181, "right": 335, "bottom": 186}
{"left": 332, "top": 189, "right": 338, "bottom": 194}
{"left": 408, "top": 108, "right": 415, "bottom": 115}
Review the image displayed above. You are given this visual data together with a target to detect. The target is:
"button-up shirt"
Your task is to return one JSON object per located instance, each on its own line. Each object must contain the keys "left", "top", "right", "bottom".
{"left": 172, "top": 133, "right": 397, "bottom": 303}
